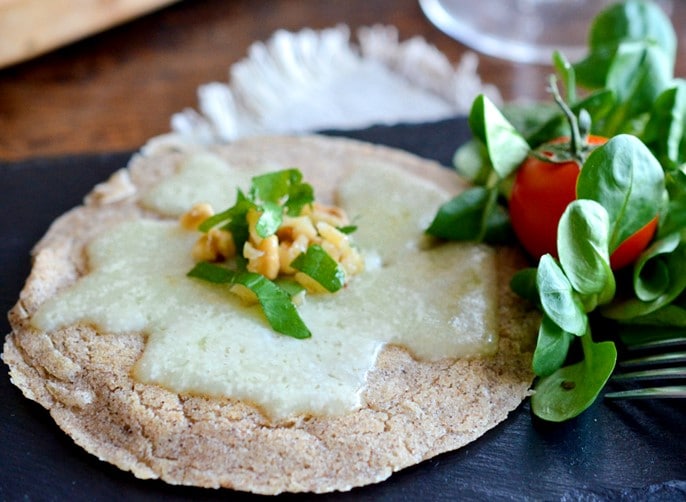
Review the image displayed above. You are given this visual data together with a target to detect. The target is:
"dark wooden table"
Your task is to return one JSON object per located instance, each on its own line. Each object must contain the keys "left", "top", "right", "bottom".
{"left": 0, "top": 0, "right": 683, "bottom": 161}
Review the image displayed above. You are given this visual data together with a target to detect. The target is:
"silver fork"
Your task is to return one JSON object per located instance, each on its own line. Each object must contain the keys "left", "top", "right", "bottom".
{"left": 605, "top": 334, "right": 686, "bottom": 399}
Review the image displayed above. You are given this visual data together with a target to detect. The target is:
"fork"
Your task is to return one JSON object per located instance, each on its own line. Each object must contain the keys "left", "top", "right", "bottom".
{"left": 605, "top": 332, "right": 686, "bottom": 399}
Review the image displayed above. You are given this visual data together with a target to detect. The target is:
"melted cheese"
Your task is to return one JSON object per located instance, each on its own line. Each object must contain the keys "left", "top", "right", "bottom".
{"left": 32, "top": 156, "right": 498, "bottom": 419}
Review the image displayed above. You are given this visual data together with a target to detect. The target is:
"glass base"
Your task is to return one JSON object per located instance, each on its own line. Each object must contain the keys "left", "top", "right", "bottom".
{"left": 419, "top": 0, "right": 632, "bottom": 64}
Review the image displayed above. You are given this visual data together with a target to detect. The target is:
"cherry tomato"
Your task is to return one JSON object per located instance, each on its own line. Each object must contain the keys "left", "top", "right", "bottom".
{"left": 609, "top": 216, "right": 658, "bottom": 270}
{"left": 508, "top": 135, "right": 657, "bottom": 270}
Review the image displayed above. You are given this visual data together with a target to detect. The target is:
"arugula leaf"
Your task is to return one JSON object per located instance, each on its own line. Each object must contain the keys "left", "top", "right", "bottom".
{"left": 291, "top": 244, "right": 346, "bottom": 293}
{"left": 274, "top": 278, "right": 306, "bottom": 297}
{"left": 188, "top": 262, "right": 311, "bottom": 339}
{"left": 236, "top": 271, "right": 311, "bottom": 339}
{"left": 187, "top": 261, "right": 234, "bottom": 283}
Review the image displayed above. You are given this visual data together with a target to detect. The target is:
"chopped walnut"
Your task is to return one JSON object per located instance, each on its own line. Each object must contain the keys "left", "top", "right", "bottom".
{"left": 180, "top": 200, "right": 364, "bottom": 294}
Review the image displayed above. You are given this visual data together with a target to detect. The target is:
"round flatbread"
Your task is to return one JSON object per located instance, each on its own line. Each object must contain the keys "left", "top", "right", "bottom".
{"left": 2, "top": 135, "right": 537, "bottom": 494}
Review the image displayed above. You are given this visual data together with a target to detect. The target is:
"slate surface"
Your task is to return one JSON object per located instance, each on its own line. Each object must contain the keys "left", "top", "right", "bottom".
{"left": 1, "top": 118, "right": 684, "bottom": 501}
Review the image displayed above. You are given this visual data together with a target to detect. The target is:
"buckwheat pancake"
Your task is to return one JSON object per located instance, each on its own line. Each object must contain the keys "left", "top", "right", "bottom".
{"left": 2, "top": 135, "right": 537, "bottom": 495}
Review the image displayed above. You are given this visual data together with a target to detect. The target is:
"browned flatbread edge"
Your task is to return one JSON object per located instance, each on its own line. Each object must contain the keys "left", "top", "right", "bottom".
{"left": 2, "top": 135, "right": 537, "bottom": 494}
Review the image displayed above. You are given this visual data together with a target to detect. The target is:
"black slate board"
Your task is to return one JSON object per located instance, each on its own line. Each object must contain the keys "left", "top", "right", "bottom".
{"left": 1, "top": 118, "right": 685, "bottom": 501}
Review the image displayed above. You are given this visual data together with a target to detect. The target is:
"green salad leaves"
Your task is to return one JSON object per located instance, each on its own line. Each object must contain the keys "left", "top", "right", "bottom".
{"left": 428, "top": 0, "right": 686, "bottom": 421}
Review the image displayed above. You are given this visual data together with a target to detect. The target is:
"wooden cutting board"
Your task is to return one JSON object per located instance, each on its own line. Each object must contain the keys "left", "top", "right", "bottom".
{"left": 0, "top": 0, "right": 179, "bottom": 68}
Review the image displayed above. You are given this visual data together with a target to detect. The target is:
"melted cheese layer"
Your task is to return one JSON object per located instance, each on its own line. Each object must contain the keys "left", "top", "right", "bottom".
{"left": 32, "top": 156, "right": 498, "bottom": 419}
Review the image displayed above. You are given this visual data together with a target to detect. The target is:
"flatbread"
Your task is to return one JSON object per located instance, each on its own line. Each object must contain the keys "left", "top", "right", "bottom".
{"left": 2, "top": 135, "right": 537, "bottom": 494}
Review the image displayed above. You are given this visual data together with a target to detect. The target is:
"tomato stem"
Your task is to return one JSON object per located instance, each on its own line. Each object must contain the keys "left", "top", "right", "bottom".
{"left": 548, "top": 75, "right": 588, "bottom": 164}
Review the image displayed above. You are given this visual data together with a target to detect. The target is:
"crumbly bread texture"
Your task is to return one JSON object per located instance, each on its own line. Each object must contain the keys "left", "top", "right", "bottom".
{"left": 2, "top": 136, "right": 537, "bottom": 494}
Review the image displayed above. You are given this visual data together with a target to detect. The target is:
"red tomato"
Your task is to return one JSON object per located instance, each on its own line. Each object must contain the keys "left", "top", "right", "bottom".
{"left": 609, "top": 216, "right": 658, "bottom": 270}
{"left": 508, "top": 135, "right": 657, "bottom": 270}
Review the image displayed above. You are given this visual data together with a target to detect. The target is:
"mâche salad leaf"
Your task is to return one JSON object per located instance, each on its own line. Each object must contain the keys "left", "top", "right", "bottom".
{"left": 427, "top": 95, "right": 527, "bottom": 244}
{"left": 428, "top": 0, "right": 686, "bottom": 421}
{"left": 577, "top": 134, "right": 665, "bottom": 252}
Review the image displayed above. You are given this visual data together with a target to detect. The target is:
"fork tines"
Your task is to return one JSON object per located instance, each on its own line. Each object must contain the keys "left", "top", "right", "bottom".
{"left": 605, "top": 335, "right": 686, "bottom": 399}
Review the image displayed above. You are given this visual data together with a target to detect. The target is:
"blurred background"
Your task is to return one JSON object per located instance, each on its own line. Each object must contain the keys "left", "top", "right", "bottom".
{"left": 0, "top": 0, "right": 683, "bottom": 160}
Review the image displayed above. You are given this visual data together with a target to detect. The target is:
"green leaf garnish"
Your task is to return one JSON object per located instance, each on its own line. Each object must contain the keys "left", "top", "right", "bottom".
{"left": 255, "top": 200, "right": 283, "bottom": 238}
{"left": 291, "top": 244, "right": 345, "bottom": 293}
{"left": 251, "top": 168, "right": 314, "bottom": 215}
{"left": 188, "top": 262, "right": 311, "bottom": 339}
{"left": 188, "top": 168, "right": 348, "bottom": 340}
{"left": 198, "top": 189, "right": 255, "bottom": 250}
{"left": 337, "top": 225, "right": 358, "bottom": 235}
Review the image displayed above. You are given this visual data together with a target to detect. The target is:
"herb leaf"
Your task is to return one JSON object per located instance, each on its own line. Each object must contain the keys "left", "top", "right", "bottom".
{"left": 198, "top": 189, "right": 256, "bottom": 252}
{"left": 337, "top": 225, "right": 358, "bottom": 235}
{"left": 188, "top": 262, "right": 311, "bottom": 339}
{"left": 251, "top": 168, "right": 314, "bottom": 215}
{"left": 237, "top": 271, "right": 311, "bottom": 339}
{"left": 255, "top": 200, "right": 283, "bottom": 238}
{"left": 291, "top": 244, "right": 346, "bottom": 293}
